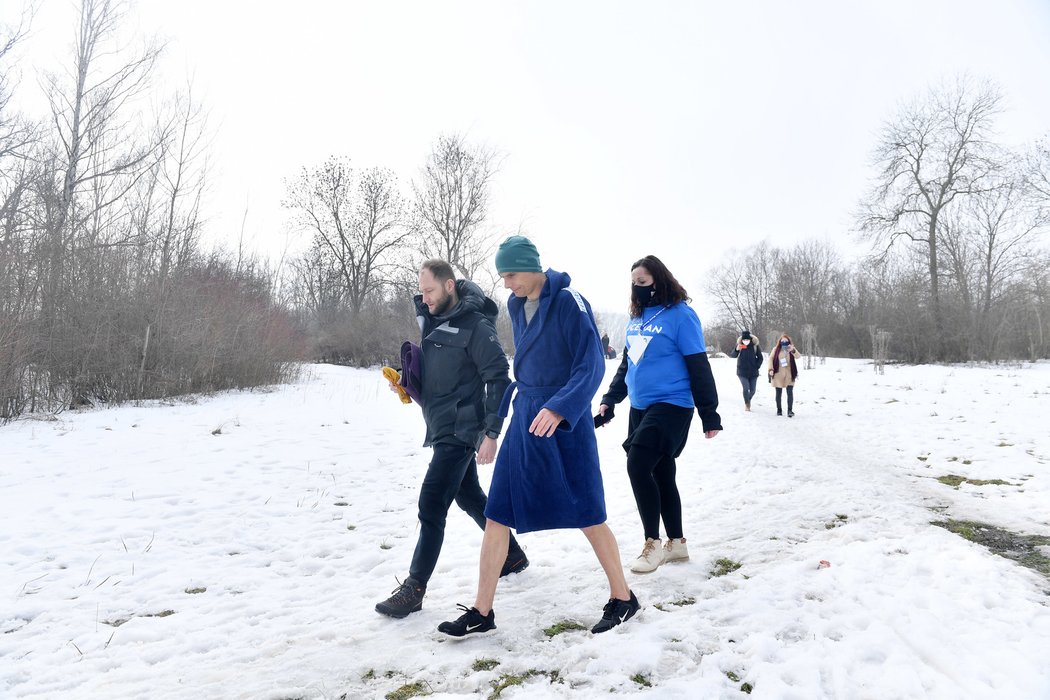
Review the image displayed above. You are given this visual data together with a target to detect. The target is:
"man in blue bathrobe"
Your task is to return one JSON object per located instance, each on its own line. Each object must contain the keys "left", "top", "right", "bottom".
{"left": 438, "top": 236, "right": 640, "bottom": 637}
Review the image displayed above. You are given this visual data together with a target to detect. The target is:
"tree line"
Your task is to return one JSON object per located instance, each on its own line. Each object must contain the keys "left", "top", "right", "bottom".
{"left": 4, "top": 4, "right": 1047, "bottom": 425}
{"left": 0, "top": 1, "right": 300, "bottom": 422}
{"left": 707, "top": 78, "right": 1049, "bottom": 363}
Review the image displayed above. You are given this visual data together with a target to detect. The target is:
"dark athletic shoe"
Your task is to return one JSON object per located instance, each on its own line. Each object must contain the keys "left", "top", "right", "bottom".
{"left": 437, "top": 604, "right": 496, "bottom": 637}
{"left": 591, "top": 591, "right": 640, "bottom": 634}
{"left": 375, "top": 576, "right": 425, "bottom": 618}
{"left": 788, "top": 411, "right": 795, "bottom": 417}
{"left": 500, "top": 551, "right": 529, "bottom": 577}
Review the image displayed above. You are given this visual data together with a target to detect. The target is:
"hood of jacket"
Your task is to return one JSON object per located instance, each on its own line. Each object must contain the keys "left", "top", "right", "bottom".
{"left": 415, "top": 279, "right": 498, "bottom": 326}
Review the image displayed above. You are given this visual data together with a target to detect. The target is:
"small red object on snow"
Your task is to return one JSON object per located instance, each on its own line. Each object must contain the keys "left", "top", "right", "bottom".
{"left": 818, "top": 560, "right": 831, "bottom": 569}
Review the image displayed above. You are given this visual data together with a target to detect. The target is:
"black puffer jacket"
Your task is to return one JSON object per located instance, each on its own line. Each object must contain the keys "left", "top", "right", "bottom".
{"left": 415, "top": 280, "right": 510, "bottom": 448}
{"left": 729, "top": 337, "right": 763, "bottom": 378}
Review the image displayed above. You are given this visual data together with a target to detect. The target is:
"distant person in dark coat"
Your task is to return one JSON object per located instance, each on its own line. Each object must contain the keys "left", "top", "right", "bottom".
{"left": 729, "top": 329, "right": 763, "bottom": 411}
{"left": 601, "top": 331, "right": 613, "bottom": 359}
{"left": 596, "top": 255, "right": 721, "bottom": 574}
{"left": 375, "top": 259, "right": 528, "bottom": 620}
{"left": 438, "top": 235, "right": 639, "bottom": 637}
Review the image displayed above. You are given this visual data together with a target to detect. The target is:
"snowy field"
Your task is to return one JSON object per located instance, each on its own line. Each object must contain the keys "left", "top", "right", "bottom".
{"left": 2, "top": 357, "right": 1049, "bottom": 699}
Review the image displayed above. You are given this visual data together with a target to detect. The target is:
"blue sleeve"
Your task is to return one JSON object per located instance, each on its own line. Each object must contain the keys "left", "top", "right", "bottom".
{"left": 544, "top": 291, "right": 605, "bottom": 430}
{"left": 676, "top": 304, "right": 706, "bottom": 355}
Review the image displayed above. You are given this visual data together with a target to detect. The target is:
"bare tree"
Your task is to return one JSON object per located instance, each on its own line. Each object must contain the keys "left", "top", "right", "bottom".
{"left": 775, "top": 239, "right": 842, "bottom": 329}
{"left": 706, "top": 241, "right": 779, "bottom": 337}
{"left": 1027, "top": 137, "right": 1050, "bottom": 218}
{"left": 284, "top": 157, "right": 410, "bottom": 318}
{"left": 859, "top": 77, "right": 1002, "bottom": 358}
{"left": 413, "top": 133, "right": 501, "bottom": 279}
{"left": 940, "top": 171, "right": 1048, "bottom": 358}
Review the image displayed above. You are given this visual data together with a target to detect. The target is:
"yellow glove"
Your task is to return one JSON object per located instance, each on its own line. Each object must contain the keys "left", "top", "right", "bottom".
{"left": 382, "top": 367, "right": 412, "bottom": 404}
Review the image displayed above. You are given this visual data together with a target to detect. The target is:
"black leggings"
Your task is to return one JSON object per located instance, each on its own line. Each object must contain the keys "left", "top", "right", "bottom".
{"left": 626, "top": 446, "right": 683, "bottom": 541}
{"left": 775, "top": 386, "right": 794, "bottom": 413}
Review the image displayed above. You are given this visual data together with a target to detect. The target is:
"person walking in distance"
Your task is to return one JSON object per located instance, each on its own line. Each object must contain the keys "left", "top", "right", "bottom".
{"left": 437, "top": 236, "right": 640, "bottom": 637}
{"left": 595, "top": 255, "right": 722, "bottom": 575}
{"left": 729, "top": 330, "right": 763, "bottom": 411}
{"left": 768, "top": 332, "right": 801, "bottom": 417}
{"left": 375, "top": 259, "right": 528, "bottom": 619}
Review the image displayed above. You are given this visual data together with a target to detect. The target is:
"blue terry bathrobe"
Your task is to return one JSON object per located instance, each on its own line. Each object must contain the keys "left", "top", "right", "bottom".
{"left": 485, "top": 269, "right": 608, "bottom": 533}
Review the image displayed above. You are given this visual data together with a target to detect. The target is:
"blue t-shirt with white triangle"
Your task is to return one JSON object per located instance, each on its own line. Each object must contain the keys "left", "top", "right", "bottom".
{"left": 624, "top": 301, "right": 706, "bottom": 410}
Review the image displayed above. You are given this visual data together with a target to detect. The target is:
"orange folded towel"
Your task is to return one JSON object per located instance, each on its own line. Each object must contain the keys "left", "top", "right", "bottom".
{"left": 382, "top": 367, "right": 412, "bottom": 404}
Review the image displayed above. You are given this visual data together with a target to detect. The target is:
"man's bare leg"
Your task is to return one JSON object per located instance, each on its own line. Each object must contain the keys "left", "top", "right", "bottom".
{"left": 473, "top": 519, "right": 510, "bottom": 615}
{"left": 582, "top": 522, "right": 631, "bottom": 600}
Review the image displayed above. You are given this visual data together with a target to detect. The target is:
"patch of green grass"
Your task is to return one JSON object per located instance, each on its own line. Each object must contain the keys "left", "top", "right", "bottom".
{"left": 472, "top": 658, "right": 500, "bottom": 672}
{"left": 379, "top": 540, "right": 393, "bottom": 550}
{"left": 916, "top": 455, "right": 928, "bottom": 461}
{"left": 725, "top": 671, "right": 741, "bottom": 682}
{"left": 184, "top": 587, "right": 206, "bottom": 595}
{"left": 932, "top": 520, "right": 1050, "bottom": 576}
{"left": 710, "top": 557, "right": 742, "bottom": 577}
{"left": 670, "top": 596, "right": 696, "bottom": 606}
{"left": 741, "top": 682, "right": 754, "bottom": 694}
{"left": 542, "top": 620, "right": 588, "bottom": 638}
{"left": 962, "top": 459, "right": 972, "bottom": 465}
{"left": 948, "top": 456, "right": 958, "bottom": 462}
{"left": 997, "top": 441, "right": 1014, "bottom": 447}
{"left": 363, "top": 669, "right": 377, "bottom": 681}
{"left": 346, "top": 524, "right": 357, "bottom": 531}
{"left": 825, "top": 515, "right": 849, "bottom": 530}
{"left": 385, "top": 681, "right": 432, "bottom": 700}
{"left": 488, "top": 670, "right": 559, "bottom": 699}
{"left": 631, "top": 673, "right": 652, "bottom": 688}
{"left": 936, "top": 474, "right": 1015, "bottom": 489}
{"left": 141, "top": 610, "right": 175, "bottom": 618}
{"left": 885, "top": 398, "right": 899, "bottom": 404}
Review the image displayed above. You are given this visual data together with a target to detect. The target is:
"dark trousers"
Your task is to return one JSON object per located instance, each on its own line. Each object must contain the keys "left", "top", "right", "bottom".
{"left": 775, "top": 386, "right": 794, "bottom": 413}
{"left": 626, "top": 446, "right": 684, "bottom": 541}
{"left": 409, "top": 442, "right": 522, "bottom": 586}
{"left": 738, "top": 375, "right": 758, "bottom": 403}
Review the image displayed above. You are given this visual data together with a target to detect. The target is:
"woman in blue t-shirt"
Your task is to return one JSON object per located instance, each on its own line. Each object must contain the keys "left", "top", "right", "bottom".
{"left": 595, "top": 255, "right": 722, "bottom": 574}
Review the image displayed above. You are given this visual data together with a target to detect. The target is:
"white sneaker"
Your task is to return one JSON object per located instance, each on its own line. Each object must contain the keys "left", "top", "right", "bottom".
{"left": 630, "top": 538, "right": 664, "bottom": 574}
{"left": 662, "top": 537, "right": 689, "bottom": 563}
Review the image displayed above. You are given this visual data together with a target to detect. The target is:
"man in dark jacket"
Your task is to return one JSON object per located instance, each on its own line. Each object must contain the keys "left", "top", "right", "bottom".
{"left": 376, "top": 259, "right": 528, "bottom": 619}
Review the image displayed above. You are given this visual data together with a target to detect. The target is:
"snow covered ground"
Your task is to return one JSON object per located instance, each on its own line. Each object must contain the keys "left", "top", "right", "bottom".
{"left": 2, "top": 357, "right": 1049, "bottom": 699}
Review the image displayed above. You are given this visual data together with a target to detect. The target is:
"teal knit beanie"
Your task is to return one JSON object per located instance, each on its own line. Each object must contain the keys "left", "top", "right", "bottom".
{"left": 494, "top": 235, "right": 543, "bottom": 273}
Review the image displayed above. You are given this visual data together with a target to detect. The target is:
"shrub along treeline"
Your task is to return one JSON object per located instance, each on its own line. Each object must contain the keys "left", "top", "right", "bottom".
{"left": 0, "top": 3, "right": 303, "bottom": 422}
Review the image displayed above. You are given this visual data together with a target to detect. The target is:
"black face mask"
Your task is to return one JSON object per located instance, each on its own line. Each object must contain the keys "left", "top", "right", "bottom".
{"left": 632, "top": 284, "right": 655, "bottom": 307}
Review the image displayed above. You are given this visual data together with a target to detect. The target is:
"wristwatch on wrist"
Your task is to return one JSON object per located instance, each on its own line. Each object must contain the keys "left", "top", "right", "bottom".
{"left": 484, "top": 430, "right": 500, "bottom": 440}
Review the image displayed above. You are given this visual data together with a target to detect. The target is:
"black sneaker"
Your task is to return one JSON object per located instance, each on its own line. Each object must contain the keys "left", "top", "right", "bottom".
{"left": 776, "top": 409, "right": 783, "bottom": 416}
{"left": 591, "top": 591, "right": 640, "bottom": 634}
{"left": 500, "top": 551, "right": 529, "bottom": 577}
{"left": 788, "top": 411, "right": 795, "bottom": 417}
{"left": 437, "top": 604, "right": 496, "bottom": 637}
{"left": 375, "top": 577, "right": 425, "bottom": 618}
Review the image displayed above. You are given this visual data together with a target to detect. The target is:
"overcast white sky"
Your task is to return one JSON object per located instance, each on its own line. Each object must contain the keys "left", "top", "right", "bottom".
{"left": 5, "top": 0, "right": 1050, "bottom": 315}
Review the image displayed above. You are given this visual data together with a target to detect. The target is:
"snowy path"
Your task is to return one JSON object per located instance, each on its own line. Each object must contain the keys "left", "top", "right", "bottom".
{"left": 1, "top": 359, "right": 1048, "bottom": 699}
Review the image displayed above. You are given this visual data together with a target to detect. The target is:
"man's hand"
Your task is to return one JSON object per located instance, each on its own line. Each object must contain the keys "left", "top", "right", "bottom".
{"left": 704, "top": 429, "right": 721, "bottom": 440}
{"left": 529, "top": 408, "right": 565, "bottom": 438}
{"left": 477, "top": 436, "right": 498, "bottom": 465}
